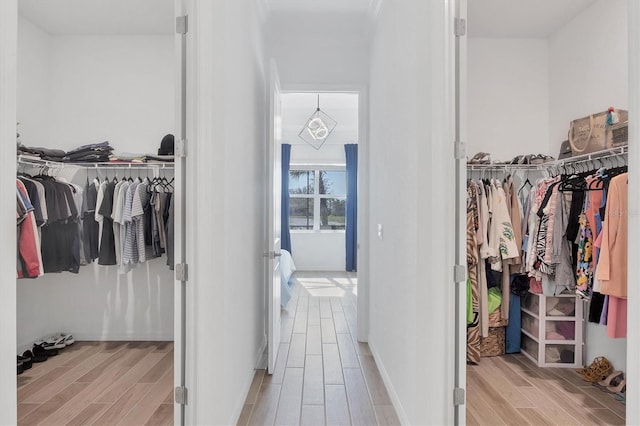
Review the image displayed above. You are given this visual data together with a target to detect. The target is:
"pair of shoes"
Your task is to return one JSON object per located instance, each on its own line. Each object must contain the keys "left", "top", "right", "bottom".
{"left": 607, "top": 379, "right": 626, "bottom": 394}
{"left": 468, "top": 152, "right": 491, "bottom": 164}
{"left": 33, "top": 344, "right": 58, "bottom": 358}
{"left": 35, "top": 333, "right": 75, "bottom": 351}
{"left": 578, "top": 356, "right": 612, "bottom": 382}
{"left": 17, "top": 355, "right": 32, "bottom": 371}
{"left": 598, "top": 370, "right": 623, "bottom": 387}
{"left": 23, "top": 349, "right": 47, "bottom": 363}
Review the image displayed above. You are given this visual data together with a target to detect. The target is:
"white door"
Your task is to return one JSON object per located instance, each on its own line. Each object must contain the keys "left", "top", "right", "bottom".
{"left": 267, "top": 60, "right": 283, "bottom": 374}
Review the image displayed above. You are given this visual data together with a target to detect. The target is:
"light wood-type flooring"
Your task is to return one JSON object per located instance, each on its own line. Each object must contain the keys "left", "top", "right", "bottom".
{"left": 17, "top": 341, "right": 173, "bottom": 426}
{"left": 467, "top": 353, "right": 626, "bottom": 425}
{"left": 239, "top": 272, "right": 400, "bottom": 426}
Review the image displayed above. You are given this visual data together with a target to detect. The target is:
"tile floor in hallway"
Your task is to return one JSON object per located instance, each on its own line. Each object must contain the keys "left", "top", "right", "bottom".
{"left": 238, "top": 271, "right": 400, "bottom": 426}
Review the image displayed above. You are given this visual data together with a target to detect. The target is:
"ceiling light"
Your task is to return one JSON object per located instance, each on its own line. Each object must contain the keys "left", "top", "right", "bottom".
{"left": 298, "top": 94, "right": 337, "bottom": 150}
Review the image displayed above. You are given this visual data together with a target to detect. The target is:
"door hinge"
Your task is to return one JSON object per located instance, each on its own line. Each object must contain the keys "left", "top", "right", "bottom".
{"left": 176, "top": 15, "right": 188, "bottom": 35}
{"left": 454, "top": 18, "right": 466, "bottom": 37}
{"left": 175, "top": 263, "right": 189, "bottom": 282}
{"left": 176, "top": 138, "right": 188, "bottom": 158}
{"left": 453, "top": 388, "right": 465, "bottom": 406}
{"left": 454, "top": 140, "right": 466, "bottom": 160}
{"left": 175, "top": 386, "right": 188, "bottom": 405}
{"left": 454, "top": 264, "right": 466, "bottom": 283}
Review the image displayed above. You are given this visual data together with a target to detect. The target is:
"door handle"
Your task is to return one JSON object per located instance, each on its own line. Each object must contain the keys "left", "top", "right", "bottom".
{"left": 263, "top": 251, "right": 282, "bottom": 259}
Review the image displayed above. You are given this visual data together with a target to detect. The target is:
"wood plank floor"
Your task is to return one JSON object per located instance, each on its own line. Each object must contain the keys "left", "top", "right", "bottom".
{"left": 239, "top": 272, "right": 400, "bottom": 426}
{"left": 467, "top": 353, "right": 626, "bottom": 425}
{"left": 17, "top": 341, "right": 173, "bottom": 426}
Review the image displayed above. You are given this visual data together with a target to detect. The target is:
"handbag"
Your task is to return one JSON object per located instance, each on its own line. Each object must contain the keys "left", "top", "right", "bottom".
{"left": 568, "top": 109, "right": 628, "bottom": 155}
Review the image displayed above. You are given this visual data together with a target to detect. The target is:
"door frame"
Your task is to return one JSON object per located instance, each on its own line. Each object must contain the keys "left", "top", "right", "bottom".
{"left": 627, "top": 1, "right": 639, "bottom": 423}
{"left": 267, "top": 59, "right": 283, "bottom": 374}
{"left": 0, "top": 0, "right": 18, "bottom": 423}
{"left": 276, "top": 82, "right": 370, "bottom": 343}
{"left": 457, "top": 2, "right": 640, "bottom": 424}
{"left": 453, "top": 0, "right": 467, "bottom": 424}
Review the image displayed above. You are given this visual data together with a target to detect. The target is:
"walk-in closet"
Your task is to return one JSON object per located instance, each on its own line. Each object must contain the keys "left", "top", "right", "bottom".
{"left": 465, "top": 1, "right": 629, "bottom": 424}
{"left": 15, "top": 1, "right": 177, "bottom": 424}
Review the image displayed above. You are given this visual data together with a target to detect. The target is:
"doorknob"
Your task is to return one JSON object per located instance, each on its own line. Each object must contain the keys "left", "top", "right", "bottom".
{"left": 263, "top": 251, "right": 282, "bottom": 259}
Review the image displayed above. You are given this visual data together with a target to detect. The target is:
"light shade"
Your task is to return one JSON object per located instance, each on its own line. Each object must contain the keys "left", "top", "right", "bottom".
{"left": 298, "top": 96, "right": 337, "bottom": 150}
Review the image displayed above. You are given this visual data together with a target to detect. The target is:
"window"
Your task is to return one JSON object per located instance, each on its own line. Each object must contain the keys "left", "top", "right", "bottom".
{"left": 289, "top": 168, "right": 346, "bottom": 231}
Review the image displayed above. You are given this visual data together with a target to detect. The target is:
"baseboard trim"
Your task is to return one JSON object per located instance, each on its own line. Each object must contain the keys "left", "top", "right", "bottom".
{"left": 368, "top": 341, "right": 410, "bottom": 425}
{"left": 256, "top": 337, "right": 267, "bottom": 369}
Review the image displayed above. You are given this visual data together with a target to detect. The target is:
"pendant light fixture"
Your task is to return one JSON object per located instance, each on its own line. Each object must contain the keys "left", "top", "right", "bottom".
{"left": 298, "top": 94, "right": 337, "bottom": 150}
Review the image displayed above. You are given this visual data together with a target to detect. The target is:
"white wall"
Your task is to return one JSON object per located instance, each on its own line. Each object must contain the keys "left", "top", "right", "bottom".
{"left": 16, "top": 259, "right": 174, "bottom": 352}
{"left": 17, "top": 16, "right": 50, "bottom": 147}
{"left": 549, "top": 0, "right": 628, "bottom": 371}
{"left": 468, "top": 38, "right": 550, "bottom": 161}
{"left": 368, "top": 0, "right": 454, "bottom": 423}
{"left": 16, "top": 18, "right": 176, "bottom": 346}
{"left": 548, "top": 0, "right": 628, "bottom": 153}
{"left": 185, "top": 0, "right": 267, "bottom": 423}
{"left": 48, "top": 35, "right": 174, "bottom": 152}
{"left": 268, "top": 11, "right": 369, "bottom": 88}
{"left": 290, "top": 232, "right": 345, "bottom": 271}
{"left": 0, "top": 1, "right": 18, "bottom": 423}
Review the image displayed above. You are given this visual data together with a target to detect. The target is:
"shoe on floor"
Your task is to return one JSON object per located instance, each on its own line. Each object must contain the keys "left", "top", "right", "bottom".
{"left": 23, "top": 349, "right": 47, "bottom": 363}
{"left": 33, "top": 343, "right": 58, "bottom": 357}
{"left": 35, "top": 335, "right": 67, "bottom": 350}
{"left": 17, "top": 355, "right": 32, "bottom": 370}
{"left": 17, "top": 360, "right": 24, "bottom": 375}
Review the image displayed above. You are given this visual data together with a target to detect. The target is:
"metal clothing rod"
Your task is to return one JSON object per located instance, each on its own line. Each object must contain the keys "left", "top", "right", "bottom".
{"left": 466, "top": 145, "right": 628, "bottom": 172}
{"left": 17, "top": 155, "right": 174, "bottom": 170}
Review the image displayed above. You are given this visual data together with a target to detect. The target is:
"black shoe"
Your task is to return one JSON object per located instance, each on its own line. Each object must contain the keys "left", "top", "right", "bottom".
{"left": 33, "top": 344, "right": 58, "bottom": 357}
{"left": 23, "top": 349, "right": 46, "bottom": 363}
{"left": 17, "top": 360, "right": 24, "bottom": 375}
{"left": 17, "top": 355, "right": 32, "bottom": 370}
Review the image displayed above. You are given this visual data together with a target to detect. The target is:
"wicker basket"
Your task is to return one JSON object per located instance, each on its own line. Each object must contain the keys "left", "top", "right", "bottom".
{"left": 481, "top": 326, "right": 505, "bottom": 357}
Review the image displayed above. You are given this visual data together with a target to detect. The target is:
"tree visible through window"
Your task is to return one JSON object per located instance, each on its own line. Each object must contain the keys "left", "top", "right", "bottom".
{"left": 289, "top": 169, "right": 346, "bottom": 231}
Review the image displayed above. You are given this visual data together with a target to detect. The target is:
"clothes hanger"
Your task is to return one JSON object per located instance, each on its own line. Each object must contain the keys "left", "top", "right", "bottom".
{"left": 518, "top": 171, "right": 532, "bottom": 196}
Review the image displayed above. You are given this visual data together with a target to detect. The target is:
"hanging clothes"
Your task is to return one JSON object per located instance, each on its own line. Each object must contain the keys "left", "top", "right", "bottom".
{"left": 596, "top": 173, "right": 628, "bottom": 338}
{"left": 466, "top": 182, "right": 481, "bottom": 365}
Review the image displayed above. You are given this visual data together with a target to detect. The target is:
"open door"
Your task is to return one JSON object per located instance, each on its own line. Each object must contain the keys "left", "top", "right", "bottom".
{"left": 267, "top": 60, "right": 282, "bottom": 374}
{"left": 454, "top": 0, "right": 467, "bottom": 424}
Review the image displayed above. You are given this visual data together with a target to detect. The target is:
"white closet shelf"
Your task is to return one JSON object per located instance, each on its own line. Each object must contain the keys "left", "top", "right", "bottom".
{"left": 17, "top": 155, "right": 174, "bottom": 169}
{"left": 467, "top": 145, "right": 628, "bottom": 172}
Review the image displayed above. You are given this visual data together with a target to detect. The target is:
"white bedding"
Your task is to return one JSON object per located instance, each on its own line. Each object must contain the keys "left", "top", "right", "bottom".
{"left": 280, "top": 249, "right": 296, "bottom": 307}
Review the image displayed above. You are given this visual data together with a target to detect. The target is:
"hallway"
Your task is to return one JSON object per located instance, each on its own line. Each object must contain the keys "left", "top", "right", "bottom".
{"left": 238, "top": 272, "right": 400, "bottom": 425}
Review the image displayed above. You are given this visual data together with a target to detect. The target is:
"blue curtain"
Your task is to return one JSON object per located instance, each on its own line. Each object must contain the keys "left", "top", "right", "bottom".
{"left": 345, "top": 144, "right": 358, "bottom": 271}
{"left": 281, "top": 144, "right": 292, "bottom": 254}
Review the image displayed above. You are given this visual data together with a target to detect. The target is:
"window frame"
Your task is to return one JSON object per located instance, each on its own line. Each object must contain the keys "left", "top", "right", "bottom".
{"left": 288, "top": 164, "right": 347, "bottom": 233}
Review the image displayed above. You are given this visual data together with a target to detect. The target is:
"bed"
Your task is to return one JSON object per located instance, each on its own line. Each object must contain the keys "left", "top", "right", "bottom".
{"left": 280, "top": 249, "right": 296, "bottom": 307}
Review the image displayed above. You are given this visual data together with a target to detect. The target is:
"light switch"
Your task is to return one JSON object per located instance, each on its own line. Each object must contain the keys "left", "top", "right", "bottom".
{"left": 377, "top": 224, "right": 383, "bottom": 240}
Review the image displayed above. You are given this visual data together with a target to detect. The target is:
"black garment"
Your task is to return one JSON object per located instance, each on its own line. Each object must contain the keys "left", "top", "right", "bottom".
{"left": 566, "top": 191, "right": 585, "bottom": 243}
{"left": 34, "top": 178, "right": 80, "bottom": 273}
{"left": 166, "top": 195, "right": 174, "bottom": 270}
{"left": 98, "top": 181, "right": 117, "bottom": 265}
{"left": 82, "top": 181, "right": 100, "bottom": 262}
{"left": 589, "top": 292, "right": 606, "bottom": 323}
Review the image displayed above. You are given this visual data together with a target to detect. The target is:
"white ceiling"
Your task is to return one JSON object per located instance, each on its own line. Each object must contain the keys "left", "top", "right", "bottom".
{"left": 468, "top": 0, "right": 599, "bottom": 38}
{"left": 19, "top": 0, "right": 174, "bottom": 35}
{"left": 268, "top": 0, "right": 374, "bottom": 13}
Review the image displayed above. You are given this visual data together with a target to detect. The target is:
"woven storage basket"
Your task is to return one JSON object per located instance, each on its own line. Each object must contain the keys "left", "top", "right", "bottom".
{"left": 480, "top": 326, "right": 505, "bottom": 357}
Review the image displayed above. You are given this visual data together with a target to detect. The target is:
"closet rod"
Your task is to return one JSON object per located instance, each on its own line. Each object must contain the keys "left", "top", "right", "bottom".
{"left": 466, "top": 145, "right": 628, "bottom": 172}
{"left": 17, "top": 155, "right": 174, "bottom": 169}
